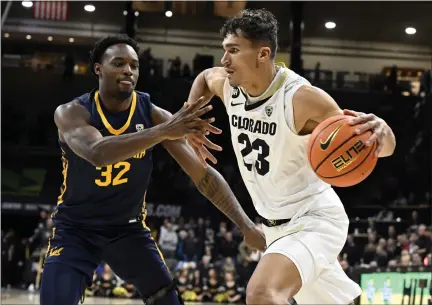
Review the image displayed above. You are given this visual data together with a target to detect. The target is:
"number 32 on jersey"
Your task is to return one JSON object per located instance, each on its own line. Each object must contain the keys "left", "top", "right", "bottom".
{"left": 95, "top": 161, "right": 130, "bottom": 187}
{"left": 238, "top": 133, "right": 270, "bottom": 176}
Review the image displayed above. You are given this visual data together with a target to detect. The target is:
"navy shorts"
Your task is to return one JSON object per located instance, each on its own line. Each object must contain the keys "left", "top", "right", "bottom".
{"left": 40, "top": 220, "right": 178, "bottom": 305}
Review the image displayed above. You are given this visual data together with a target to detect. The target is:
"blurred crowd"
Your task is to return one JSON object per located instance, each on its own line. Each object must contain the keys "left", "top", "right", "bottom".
{"left": 2, "top": 207, "right": 431, "bottom": 302}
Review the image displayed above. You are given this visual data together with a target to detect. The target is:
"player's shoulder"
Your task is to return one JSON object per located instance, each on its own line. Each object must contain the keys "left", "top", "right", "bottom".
{"left": 282, "top": 69, "right": 311, "bottom": 93}
{"left": 134, "top": 90, "right": 151, "bottom": 101}
{"left": 55, "top": 90, "right": 95, "bottom": 122}
{"left": 55, "top": 100, "right": 90, "bottom": 122}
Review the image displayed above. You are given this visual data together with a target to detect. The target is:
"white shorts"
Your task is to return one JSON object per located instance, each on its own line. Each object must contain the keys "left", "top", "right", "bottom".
{"left": 262, "top": 188, "right": 362, "bottom": 304}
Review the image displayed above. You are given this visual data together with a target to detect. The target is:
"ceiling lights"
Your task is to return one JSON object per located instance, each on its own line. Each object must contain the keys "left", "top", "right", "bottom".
{"left": 69, "top": 37, "right": 74, "bottom": 43}
{"left": 405, "top": 27, "right": 416, "bottom": 35}
{"left": 22, "top": 1, "right": 33, "bottom": 8}
{"left": 165, "top": 10, "right": 173, "bottom": 18}
{"left": 84, "top": 4, "right": 95, "bottom": 12}
{"left": 325, "top": 21, "right": 336, "bottom": 29}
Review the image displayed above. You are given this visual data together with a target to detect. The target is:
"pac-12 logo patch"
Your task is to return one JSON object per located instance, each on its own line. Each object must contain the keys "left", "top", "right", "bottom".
{"left": 136, "top": 124, "right": 144, "bottom": 131}
{"left": 265, "top": 105, "right": 273, "bottom": 117}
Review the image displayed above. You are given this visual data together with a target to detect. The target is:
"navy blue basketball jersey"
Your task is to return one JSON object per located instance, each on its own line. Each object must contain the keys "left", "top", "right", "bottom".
{"left": 53, "top": 89, "right": 154, "bottom": 226}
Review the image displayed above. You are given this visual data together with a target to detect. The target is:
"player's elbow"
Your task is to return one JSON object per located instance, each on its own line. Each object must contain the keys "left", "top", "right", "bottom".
{"left": 87, "top": 147, "right": 108, "bottom": 167}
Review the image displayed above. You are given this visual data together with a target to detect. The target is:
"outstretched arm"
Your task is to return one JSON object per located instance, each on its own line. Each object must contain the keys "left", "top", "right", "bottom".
{"left": 54, "top": 97, "right": 212, "bottom": 167}
{"left": 185, "top": 67, "right": 228, "bottom": 167}
{"left": 152, "top": 104, "right": 266, "bottom": 251}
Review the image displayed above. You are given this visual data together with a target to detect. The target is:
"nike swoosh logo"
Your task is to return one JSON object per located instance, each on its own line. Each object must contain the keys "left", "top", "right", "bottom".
{"left": 320, "top": 124, "right": 343, "bottom": 150}
{"left": 231, "top": 102, "right": 243, "bottom": 106}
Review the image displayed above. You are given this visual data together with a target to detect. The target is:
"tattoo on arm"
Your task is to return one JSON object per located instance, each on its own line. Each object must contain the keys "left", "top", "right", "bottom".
{"left": 196, "top": 167, "right": 252, "bottom": 231}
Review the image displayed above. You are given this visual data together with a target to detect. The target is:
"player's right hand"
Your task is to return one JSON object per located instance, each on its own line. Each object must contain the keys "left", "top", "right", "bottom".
{"left": 163, "top": 96, "right": 215, "bottom": 140}
{"left": 243, "top": 224, "right": 267, "bottom": 253}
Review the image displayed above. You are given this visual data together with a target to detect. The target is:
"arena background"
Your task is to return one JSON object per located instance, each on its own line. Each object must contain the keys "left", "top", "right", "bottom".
{"left": 1, "top": 1, "right": 431, "bottom": 304}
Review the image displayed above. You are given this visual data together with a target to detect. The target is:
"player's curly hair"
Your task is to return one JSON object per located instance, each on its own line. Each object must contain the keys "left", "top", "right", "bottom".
{"left": 220, "top": 8, "right": 278, "bottom": 59}
{"left": 89, "top": 34, "right": 140, "bottom": 77}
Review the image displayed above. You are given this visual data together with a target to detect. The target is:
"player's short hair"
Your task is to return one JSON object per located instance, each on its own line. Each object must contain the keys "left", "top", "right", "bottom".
{"left": 89, "top": 34, "right": 140, "bottom": 77}
{"left": 220, "top": 8, "right": 278, "bottom": 59}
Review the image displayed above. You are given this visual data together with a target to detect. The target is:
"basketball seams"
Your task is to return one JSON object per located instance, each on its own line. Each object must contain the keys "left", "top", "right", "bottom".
{"left": 308, "top": 116, "right": 349, "bottom": 166}
{"left": 313, "top": 126, "right": 361, "bottom": 172}
{"left": 318, "top": 140, "right": 377, "bottom": 179}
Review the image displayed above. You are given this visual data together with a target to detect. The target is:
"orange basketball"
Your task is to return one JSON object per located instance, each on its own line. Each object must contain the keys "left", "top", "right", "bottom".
{"left": 307, "top": 115, "right": 378, "bottom": 187}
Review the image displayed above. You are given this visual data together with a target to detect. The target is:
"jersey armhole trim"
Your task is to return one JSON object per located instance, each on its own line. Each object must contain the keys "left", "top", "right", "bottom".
{"left": 284, "top": 83, "right": 308, "bottom": 135}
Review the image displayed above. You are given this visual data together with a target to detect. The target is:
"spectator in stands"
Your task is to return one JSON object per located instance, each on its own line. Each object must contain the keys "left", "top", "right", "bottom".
{"left": 198, "top": 254, "right": 214, "bottom": 277}
{"left": 388, "top": 225, "right": 397, "bottom": 239}
{"left": 342, "top": 234, "right": 361, "bottom": 266}
{"left": 416, "top": 224, "right": 432, "bottom": 258}
{"left": 236, "top": 257, "right": 255, "bottom": 287}
{"left": 204, "top": 227, "right": 216, "bottom": 251}
{"left": 374, "top": 245, "right": 388, "bottom": 267}
{"left": 184, "top": 218, "right": 197, "bottom": 231}
{"left": 397, "top": 233, "right": 410, "bottom": 251}
{"left": 218, "top": 231, "right": 238, "bottom": 259}
{"left": 363, "top": 243, "right": 377, "bottom": 265}
{"left": 200, "top": 268, "right": 221, "bottom": 302}
{"left": 176, "top": 268, "right": 192, "bottom": 300}
{"left": 339, "top": 258, "right": 353, "bottom": 276}
{"left": 222, "top": 256, "right": 236, "bottom": 274}
{"left": 408, "top": 232, "right": 420, "bottom": 254}
{"left": 217, "top": 271, "right": 244, "bottom": 303}
{"left": 182, "top": 229, "right": 200, "bottom": 262}
{"left": 192, "top": 269, "right": 203, "bottom": 297}
{"left": 195, "top": 217, "right": 206, "bottom": 245}
{"left": 386, "top": 238, "right": 398, "bottom": 261}
{"left": 176, "top": 229, "right": 188, "bottom": 261}
{"left": 158, "top": 221, "right": 178, "bottom": 260}
{"left": 94, "top": 264, "right": 118, "bottom": 297}
{"left": 399, "top": 250, "right": 412, "bottom": 266}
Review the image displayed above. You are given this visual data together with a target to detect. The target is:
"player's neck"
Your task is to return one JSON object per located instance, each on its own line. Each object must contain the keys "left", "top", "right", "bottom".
{"left": 98, "top": 88, "right": 133, "bottom": 112}
{"left": 243, "top": 63, "right": 277, "bottom": 97}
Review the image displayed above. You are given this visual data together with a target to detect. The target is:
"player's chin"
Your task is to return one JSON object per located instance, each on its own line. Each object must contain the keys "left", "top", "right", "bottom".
{"left": 116, "top": 88, "right": 134, "bottom": 100}
{"left": 228, "top": 77, "right": 240, "bottom": 87}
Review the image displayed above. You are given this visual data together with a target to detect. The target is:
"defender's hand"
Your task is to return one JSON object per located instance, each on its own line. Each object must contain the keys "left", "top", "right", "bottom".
{"left": 243, "top": 224, "right": 266, "bottom": 253}
{"left": 187, "top": 133, "right": 222, "bottom": 168}
{"left": 162, "top": 97, "right": 214, "bottom": 140}
{"left": 344, "top": 109, "right": 389, "bottom": 157}
{"left": 183, "top": 101, "right": 223, "bottom": 168}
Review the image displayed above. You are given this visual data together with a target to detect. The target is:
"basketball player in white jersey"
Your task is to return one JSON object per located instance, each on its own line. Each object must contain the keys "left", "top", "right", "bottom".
{"left": 185, "top": 9, "right": 396, "bottom": 305}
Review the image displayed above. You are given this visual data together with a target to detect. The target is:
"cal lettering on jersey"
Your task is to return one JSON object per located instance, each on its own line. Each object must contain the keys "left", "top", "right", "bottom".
{"left": 133, "top": 124, "right": 147, "bottom": 159}
{"left": 231, "top": 115, "right": 277, "bottom": 136}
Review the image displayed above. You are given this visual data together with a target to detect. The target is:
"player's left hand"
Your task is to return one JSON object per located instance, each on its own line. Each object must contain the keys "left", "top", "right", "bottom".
{"left": 343, "top": 109, "right": 389, "bottom": 157}
{"left": 243, "top": 224, "right": 267, "bottom": 253}
{"left": 183, "top": 102, "right": 223, "bottom": 168}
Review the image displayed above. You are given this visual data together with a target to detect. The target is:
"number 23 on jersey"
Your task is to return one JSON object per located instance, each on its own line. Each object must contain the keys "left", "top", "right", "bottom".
{"left": 95, "top": 161, "right": 130, "bottom": 187}
{"left": 238, "top": 133, "right": 270, "bottom": 176}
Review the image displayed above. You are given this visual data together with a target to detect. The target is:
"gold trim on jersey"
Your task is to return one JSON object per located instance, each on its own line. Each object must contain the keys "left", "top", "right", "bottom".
{"left": 57, "top": 149, "right": 68, "bottom": 205}
{"left": 241, "top": 64, "right": 289, "bottom": 101}
{"left": 94, "top": 90, "right": 137, "bottom": 135}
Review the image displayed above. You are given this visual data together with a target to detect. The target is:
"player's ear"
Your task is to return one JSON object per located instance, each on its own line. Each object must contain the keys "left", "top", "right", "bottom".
{"left": 258, "top": 47, "right": 271, "bottom": 62}
{"left": 94, "top": 63, "right": 102, "bottom": 77}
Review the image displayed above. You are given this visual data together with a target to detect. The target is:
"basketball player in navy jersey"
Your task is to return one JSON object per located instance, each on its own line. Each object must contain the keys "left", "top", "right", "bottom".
{"left": 40, "top": 35, "right": 265, "bottom": 305}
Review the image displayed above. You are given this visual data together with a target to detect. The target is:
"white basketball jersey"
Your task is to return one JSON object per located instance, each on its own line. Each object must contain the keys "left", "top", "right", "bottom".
{"left": 223, "top": 66, "right": 331, "bottom": 219}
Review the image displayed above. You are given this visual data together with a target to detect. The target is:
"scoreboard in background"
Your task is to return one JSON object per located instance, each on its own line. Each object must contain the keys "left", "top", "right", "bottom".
{"left": 359, "top": 269, "right": 431, "bottom": 305}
